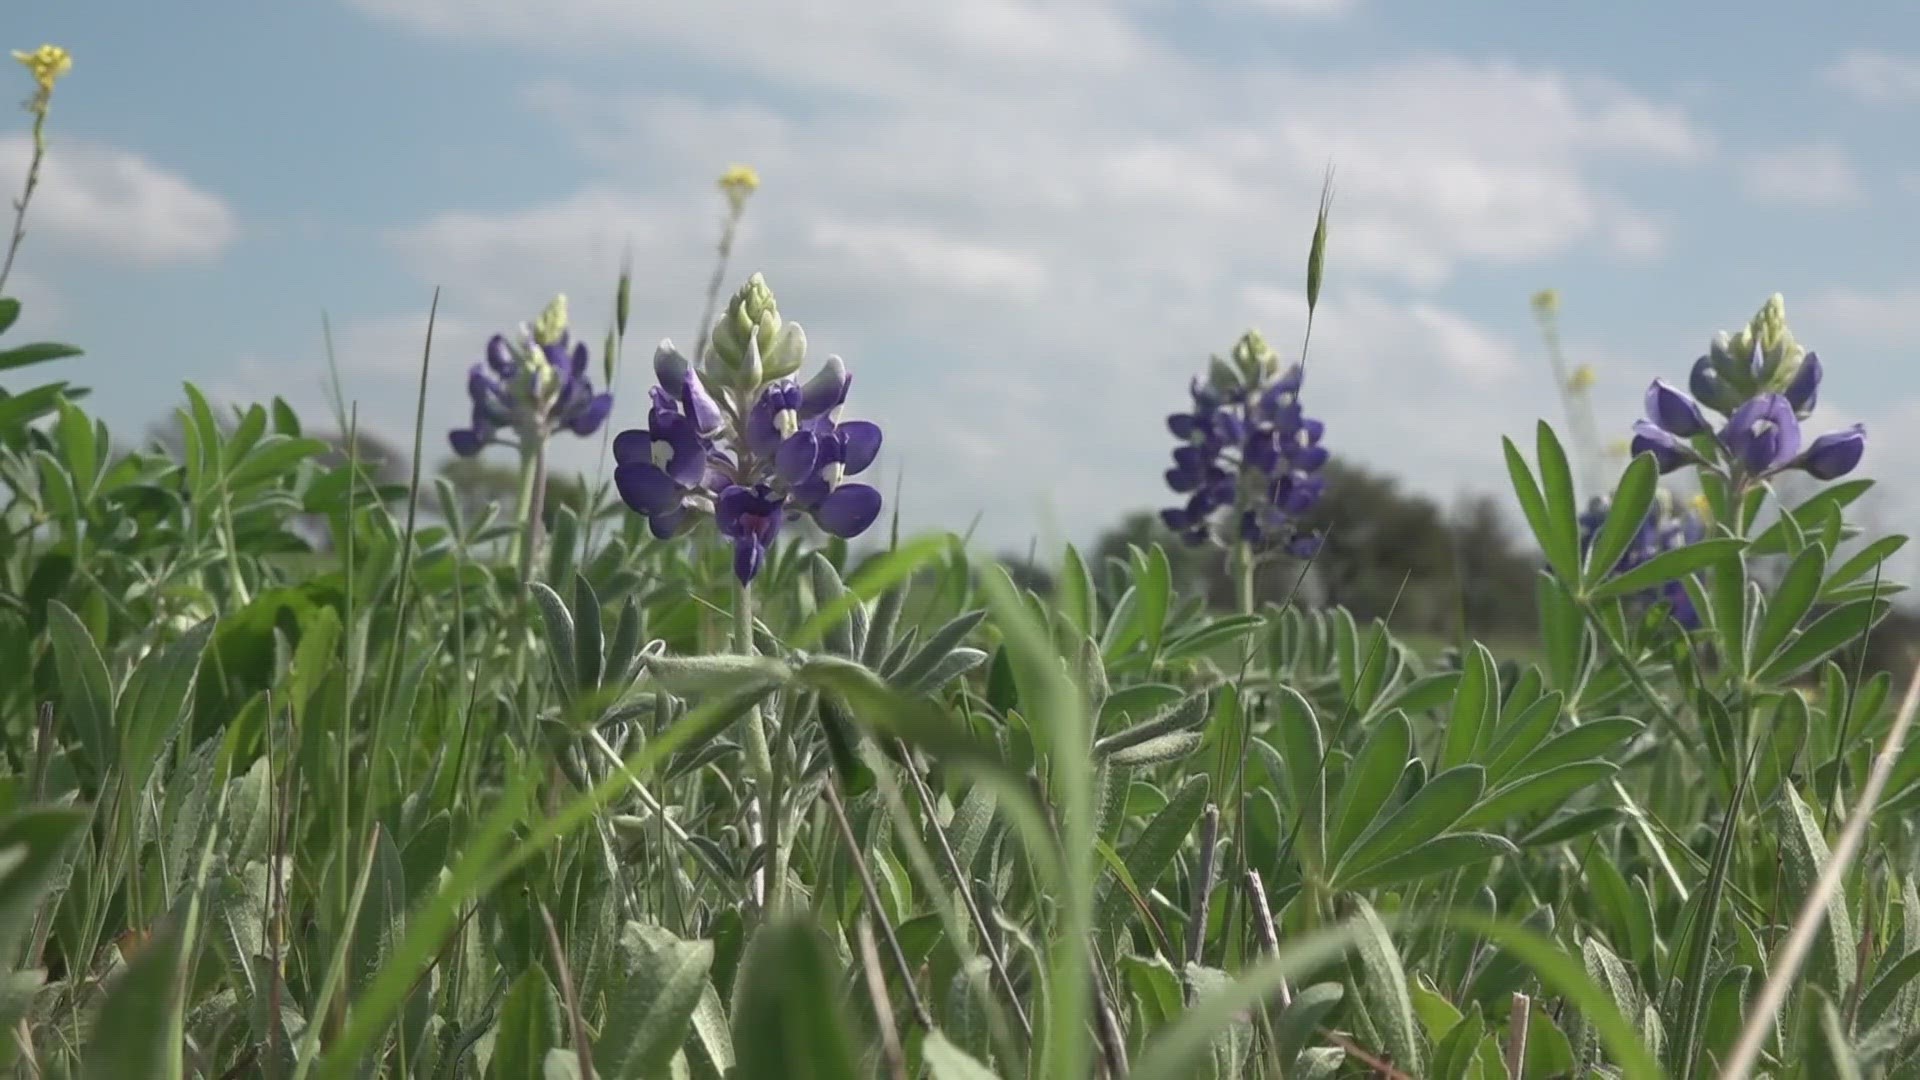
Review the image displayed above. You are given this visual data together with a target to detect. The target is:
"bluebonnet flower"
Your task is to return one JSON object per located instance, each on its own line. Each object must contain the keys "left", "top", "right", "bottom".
{"left": 1579, "top": 491, "right": 1707, "bottom": 629}
{"left": 449, "top": 295, "right": 613, "bottom": 456}
{"left": 615, "top": 275, "right": 884, "bottom": 583}
{"left": 1629, "top": 295, "right": 1865, "bottom": 484}
{"left": 1160, "top": 330, "right": 1326, "bottom": 556}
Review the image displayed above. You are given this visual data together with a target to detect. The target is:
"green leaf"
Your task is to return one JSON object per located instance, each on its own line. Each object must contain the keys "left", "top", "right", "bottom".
{"left": 1536, "top": 423, "right": 1581, "bottom": 578}
{"left": 54, "top": 397, "right": 99, "bottom": 500}
{"left": 1340, "top": 833, "right": 1518, "bottom": 889}
{"left": 0, "top": 809, "right": 88, "bottom": 962}
{"left": 1098, "top": 774, "right": 1208, "bottom": 934}
{"left": 1133, "top": 545, "right": 1172, "bottom": 662}
{"left": 1859, "top": 948, "right": 1920, "bottom": 1030}
{"left": 1459, "top": 761, "right": 1617, "bottom": 831}
{"left": 731, "top": 916, "right": 862, "bottom": 1080}
{"left": 1132, "top": 920, "right": 1384, "bottom": 1080}
{"left": 799, "top": 656, "right": 1001, "bottom": 769}
{"left": 80, "top": 912, "right": 191, "bottom": 1080}
{"left": 1753, "top": 543, "right": 1826, "bottom": 666}
{"left": 1811, "top": 986, "right": 1865, "bottom": 1080}
{"left": 1440, "top": 644, "right": 1497, "bottom": 770}
{"left": 530, "top": 582, "right": 578, "bottom": 701}
{"left": 1329, "top": 712, "right": 1412, "bottom": 865}
{"left": 1160, "top": 615, "right": 1267, "bottom": 664}
{"left": 793, "top": 533, "right": 953, "bottom": 650}
{"left": 921, "top": 1031, "right": 999, "bottom": 1080}
{"left": 642, "top": 653, "right": 791, "bottom": 698}
{"left": 0, "top": 381, "right": 73, "bottom": 431}
{"left": 1538, "top": 574, "right": 1587, "bottom": 693}
{"left": 1587, "top": 538, "right": 1746, "bottom": 603}
{"left": 684, "top": 983, "right": 734, "bottom": 1080}
{"left": 1272, "top": 982, "right": 1343, "bottom": 1064}
{"left": 889, "top": 609, "right": 987, "bottom": 690}
{"left": 1583, "top": 453, "right": 1659, "bottom": 591}
{"left": 1506, "top": 437, "right": 1574, "bottom": 583}
{"left": 1349, "top": 896, "right": 1424, "bottom": 1076}
{"left": 46, "top": 600, "right": 115, "bottom": 775}
{"left": 1508, "top": 716, "right": 1642, "bottom": 779}
{"left": 1483, "top": 691, "right": 1567, "bottom": 784}
{"left": 1273, "top": 686, "right": 1326, "bottom": 864}
{"left": 117, "top": 619, "right": 215, "bottom": 796}
{"left": 1780, "top": 785, "right": 1857, "bottom": 994}
{"left": 1095, "top": 691, "right": 1209, "bottom": 754}
{"left": 1759, "top": 599, "right": 1891, "bottom": 683}
{"left": 0, "top": 341, "right": 83, "bottom": 372}
{"left": 489, "top": 966, "right": 561, "bottom": 1080}
{"left": 1824, "top": 535, "right": 1908, "bottom": 597}
{"left": 0, "top": 298, "right": 17, "bottom": 334}
{"left": 1060, "top": 544, "right": 1097, "bottom": 636}
{"left": 1748, "top": 479, "right": 1874, "bottom": 556}
{"left": 597, "top": 924, "right": 714, "bottom": 1080}
{"left": 1337, "top": 765, "right": 1484, "bottom": 882}
{"left": 1104, "top": 731, "right": 1204, "bottom": 769}
{"left": 572, "top": 573, "right": 604, "bottom": 691}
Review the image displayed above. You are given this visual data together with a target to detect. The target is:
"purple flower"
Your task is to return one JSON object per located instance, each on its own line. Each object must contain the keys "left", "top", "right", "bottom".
{"left": 1784, "top": 353, "right": 1821, "bottom": 418}
{"left": 1645, "top": 379, "right": 1709, "bottom": 438}
{"left": 1795, "top": 423, "right": 1865, "bottom": 481}
{"left": 798, "top": 356, "right": 851, "bottom": 418}
{"left": 1578, "top": 494, "right": 1705, "bottom": 630}
{"left": 1161, "top": 345, "right": 1327, "bottom": 552}
{"left": 716, "top": 485, "right": 785, "bottom": 584}
{"left": 448, "top": 305, "right": 612, "bottom": 456}
{"left": 1719, "top": 393, "right": 1801, "bottom": 476}
{"left": 614, "top": 280, "right": 887, "bottom": 582}
{"left": 1630, "top": 420, "right": 1695, "bottom": 474}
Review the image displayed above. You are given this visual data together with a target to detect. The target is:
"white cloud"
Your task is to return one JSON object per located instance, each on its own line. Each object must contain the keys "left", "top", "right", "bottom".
{"left": 1826, "top": 50, "right": 1920, "bottom": 106}
{"left": 1228, "top": 0, "right": 1359, "bottom": 14}
{"left": 1738, "top": 145, "right": 1862, "bottom": 206}
{"left": 2, "top": 271, "right": 62, "bottom": 328}
{"left": 1798, "top": 286, "right": 1920, "bottom": 349}
{"left": 355, "top": 0, "right": 1716, "bottom": 545}
{"left": 807, "top": 217, "right": 1049, "bottom": 292}
{"left": 0, "top": 136, "right": 236, "bottom": 265}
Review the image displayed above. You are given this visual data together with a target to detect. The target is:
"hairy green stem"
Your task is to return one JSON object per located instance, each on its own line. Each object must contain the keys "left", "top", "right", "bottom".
{"left": 736, "top": 579, "right": 780, "bottom": 913}
{"left": 512, "top": 438, "right": 547, "bottom": 587}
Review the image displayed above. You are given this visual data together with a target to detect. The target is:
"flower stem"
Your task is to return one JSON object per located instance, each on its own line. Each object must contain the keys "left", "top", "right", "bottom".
{"left": 736, "top": 579, "right": 779, "bottom": 913}
{"left": 1233, "top": 541, "right": 1257, "bottom": 617}
{"left": 0, "top": 110, "right": 49, "bottom": 298}
{"left": 692, "top": 208, "right": 744, "bottom": 366}
{"left": 511, "top": 437, "right": 548, "bottom": 586}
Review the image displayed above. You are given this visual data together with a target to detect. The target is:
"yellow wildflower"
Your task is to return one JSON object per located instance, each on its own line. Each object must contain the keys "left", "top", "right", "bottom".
{"left": 1568, "top": 364, "right": 1597, "bottom": 392}
{"left": 13, "top": 44, "right": 71, "bottom": 94}
{"left": 1531, "top": 289, "right": 1560, "bottom": 316}
{"left": 718, "top": 164, "right": 760, "bottom": 210}
{"left": 1689, "top": 493, "right": 1712, "bottom": 520}
{"left": 1605, "top": 438, "right": 1631, "bottom": 459}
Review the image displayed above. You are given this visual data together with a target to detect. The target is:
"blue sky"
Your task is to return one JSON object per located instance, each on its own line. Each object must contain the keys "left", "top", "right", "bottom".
{"left": 6, "top": 0, "right": 1920, "bottom": 554}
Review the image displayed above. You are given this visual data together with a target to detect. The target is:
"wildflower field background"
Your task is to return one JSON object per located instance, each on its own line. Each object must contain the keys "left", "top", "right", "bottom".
{"left": 6, "top": 11, "right": 1920, "bottom": 1080}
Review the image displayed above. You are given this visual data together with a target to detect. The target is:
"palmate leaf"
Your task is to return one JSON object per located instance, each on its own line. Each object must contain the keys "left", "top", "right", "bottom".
{"left": 1334, "top": 765, "right": 1483, "bottom": 886}
{"left": 1328, "top": 710, "right": 1411, "bottom": 866}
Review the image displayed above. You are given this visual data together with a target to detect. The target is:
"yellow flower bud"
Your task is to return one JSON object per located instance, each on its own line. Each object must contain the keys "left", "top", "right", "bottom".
{"left": 533, "top": 294, "right": 569, "bottom": 347}
{"left": 1531, "top": 289, "right": 1560, "bottom": 317}
{"left": 719, "top": 164, "right": 760, "bottom": 210}
{"left": 1568, "top": 364, "right": 1597, "bottom": 392}
{"left": 12, "top": 44, "right": 71, "bottom": 94}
